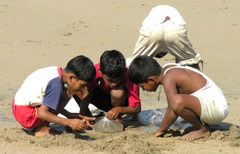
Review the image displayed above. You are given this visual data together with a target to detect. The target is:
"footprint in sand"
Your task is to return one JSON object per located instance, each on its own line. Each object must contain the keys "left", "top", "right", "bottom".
{"left": 59, "top": 21, "right": 88, "bottom": 36}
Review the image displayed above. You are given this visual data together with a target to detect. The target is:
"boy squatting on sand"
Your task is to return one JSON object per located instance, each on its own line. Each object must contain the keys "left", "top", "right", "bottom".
{"left": 126, "top": 5, "right": 202, "bottom": 70}
{"left": 12, "top": 55, "right": 96, "bottom": 137}
{"left": 128, "top": 56, "right": 228, "bottom": 140}
{"left": 81, "top": 50, "right": 141, "bottom": 121}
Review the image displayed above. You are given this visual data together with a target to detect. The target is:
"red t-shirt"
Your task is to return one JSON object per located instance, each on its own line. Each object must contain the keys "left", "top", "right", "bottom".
{"left": 92, "top": 64, "right": 141, "bottom": 107}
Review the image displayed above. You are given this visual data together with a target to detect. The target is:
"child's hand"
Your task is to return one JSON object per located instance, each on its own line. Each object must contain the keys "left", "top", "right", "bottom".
{"left": 79, "top": 115, "right": 95, "bottom": 127}
{"left": 67, "top": 118, "right": 88, "bottom": 131}
{"left": 106, "top": 107, "right": 121, "bottom": 120}
{"left": 155, "top": 129, "right": 167, "bottom": 137}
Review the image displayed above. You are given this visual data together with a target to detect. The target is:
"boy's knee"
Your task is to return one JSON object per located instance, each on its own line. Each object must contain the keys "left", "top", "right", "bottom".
{"left": 110, "top": 88, "right": 127, "bottom": 106}
{"left": 110, "top": 87, "right": 126, "bottom": 98}
{"left": 170, "top": 95, "right": 184, "bottom": 112}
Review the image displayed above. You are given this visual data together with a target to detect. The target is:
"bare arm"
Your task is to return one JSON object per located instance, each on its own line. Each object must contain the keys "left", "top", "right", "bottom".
{"left": 72, "top": 95, "right": 92, "bottom": 117}
{"left": 59, "top": 108, "right": 80, "bottom": 119}
{"left": 73, "top": 86, "right": 93, "bottom": 117}
{"left": 155, "top": 106, "right": 178, "bottom": 137}
{"left": 37, "top": 105, "right": 89, "bottom": 131}
{"left": 155, "top": 71, "right": 179, "bottom": 137}
{"left": 107, "top": 106, "right": 141, "bottom": 120}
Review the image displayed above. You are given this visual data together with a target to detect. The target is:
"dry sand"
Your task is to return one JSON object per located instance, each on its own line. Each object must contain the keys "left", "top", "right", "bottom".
{"left": 0, "top": 0, "right": 240, "bottom": 153}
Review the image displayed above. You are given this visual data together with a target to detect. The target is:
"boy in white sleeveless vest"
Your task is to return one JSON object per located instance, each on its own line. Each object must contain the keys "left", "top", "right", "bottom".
{"left": 128, "top": 56, "right": 228, "bottom": 141}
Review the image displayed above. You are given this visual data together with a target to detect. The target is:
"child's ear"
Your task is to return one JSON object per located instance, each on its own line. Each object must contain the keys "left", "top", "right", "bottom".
{"left": 147, "top": 77, "right": 155, "bottom": 83}
{"left": 69, "top": 74, "right": 76, "bottom": 82}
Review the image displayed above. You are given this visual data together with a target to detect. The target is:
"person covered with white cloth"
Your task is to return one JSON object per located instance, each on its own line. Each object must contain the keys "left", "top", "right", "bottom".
{"left": 126, "top": 5, "right": 202, "bottom": 70}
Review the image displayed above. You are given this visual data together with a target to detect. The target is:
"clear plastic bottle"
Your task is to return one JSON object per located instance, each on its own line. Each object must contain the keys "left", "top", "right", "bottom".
{"left": 93, "top": 117, "right": 124, "bottom": 133}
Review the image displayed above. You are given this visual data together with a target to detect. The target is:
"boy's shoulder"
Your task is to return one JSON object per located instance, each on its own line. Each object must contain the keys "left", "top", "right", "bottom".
{"left": 163, "top": 65, "right": 207, "bottom": 90}
{"left": 163, "top": 66, "right": 190, "bottom": 83}
{"left": 27, "top": 66, "right": 62, "bottom": 87}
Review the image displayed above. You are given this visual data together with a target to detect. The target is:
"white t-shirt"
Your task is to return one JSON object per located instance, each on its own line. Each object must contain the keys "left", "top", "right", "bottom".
{"left": 140, "top": 5, "right": 186, "bottom": 31}
{"left": 14, "top": 66, "right": 62, "bottom": 110}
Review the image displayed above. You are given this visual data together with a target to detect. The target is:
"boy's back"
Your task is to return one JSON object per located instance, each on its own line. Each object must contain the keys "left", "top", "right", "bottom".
{"left": 15, "top": 66, "right": 62, "bottom": 107}
{"left": 163, "top": 65, "right": 207, "bottom": 94}
{"left": 163, "top": 64, "right": 223, "bottom": 95}
{"left": 163, "top": 64, "right": 228, "bottom": 124}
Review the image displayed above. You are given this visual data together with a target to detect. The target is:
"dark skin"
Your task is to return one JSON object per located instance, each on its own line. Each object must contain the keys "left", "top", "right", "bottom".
{"left": 101, "top": 74, "right": 141, "bottom": 120}
{"left": 140, "top": 65, "right": 210, "bottom": 140}
{"left": 34, "top": 71, "right": 95, "bottom": 137}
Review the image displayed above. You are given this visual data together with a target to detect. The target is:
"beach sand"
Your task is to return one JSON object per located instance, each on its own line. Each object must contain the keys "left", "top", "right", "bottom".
{"left": 0, "top": 0, "right": 240, "bottom": 153}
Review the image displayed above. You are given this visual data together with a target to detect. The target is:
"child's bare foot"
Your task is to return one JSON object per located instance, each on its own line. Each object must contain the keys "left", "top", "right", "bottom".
{"left": 180, "top": 127, "right": 210, "bottom": 141}
{"left": 183, "top": 126, "right": 196, "bottom": 134}
{"left": 34, "top": 126, "right": 51, "bottom": 138}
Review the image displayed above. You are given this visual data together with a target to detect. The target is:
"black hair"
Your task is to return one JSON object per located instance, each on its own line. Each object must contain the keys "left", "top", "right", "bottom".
{"left": 100, "top": 50, "right": 126, "bottom": 78}
{"left": 128, "top": 56, "right": 162, "bottom": 84}
{"left": 65, "top": 55, "right": 96, "bottom": 82}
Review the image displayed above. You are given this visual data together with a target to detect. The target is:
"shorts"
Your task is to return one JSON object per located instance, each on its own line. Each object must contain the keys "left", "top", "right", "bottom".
{"left": 12, "top": 99, "right": 44, "bottom": 129}
{"left": 198, "top": 97, "right": 228, "bottom": 124}
{"left": 131, "top": 20, "right": 201, "bottom": 65}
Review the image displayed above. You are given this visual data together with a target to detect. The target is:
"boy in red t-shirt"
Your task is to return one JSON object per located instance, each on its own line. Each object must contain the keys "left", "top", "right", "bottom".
{"left": 87, "top": 50, "right": 141, "bottom": 120}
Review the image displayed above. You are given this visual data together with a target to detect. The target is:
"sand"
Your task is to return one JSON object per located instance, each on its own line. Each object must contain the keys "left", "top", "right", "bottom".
{"left": 0, "top": 0, "right": 240, "bottom": 153}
